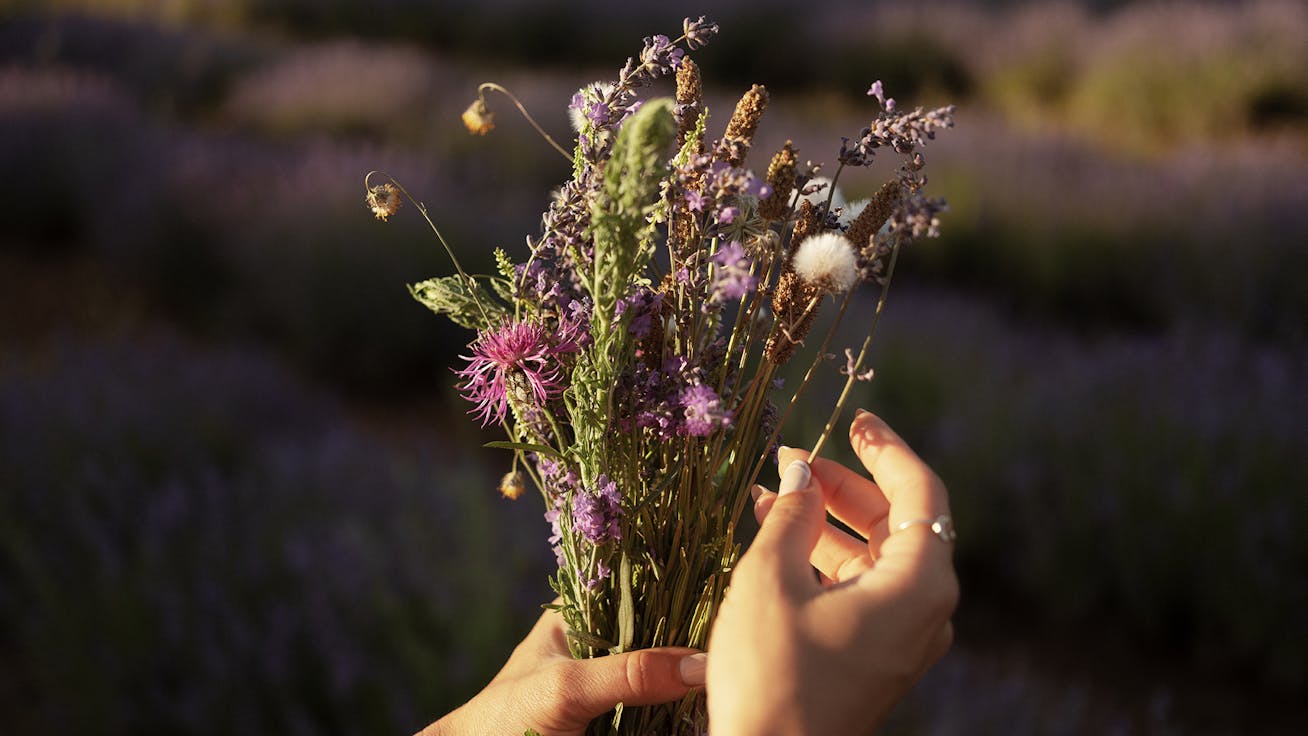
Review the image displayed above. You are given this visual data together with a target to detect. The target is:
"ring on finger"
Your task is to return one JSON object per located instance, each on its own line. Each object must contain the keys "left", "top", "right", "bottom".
{"left": 893, "top": 514, "right": 956, "bottom": 544}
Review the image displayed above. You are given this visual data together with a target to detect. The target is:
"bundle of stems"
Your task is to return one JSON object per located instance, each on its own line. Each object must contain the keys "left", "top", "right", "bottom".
{"left": 368, "top": 17, "right": 952, "bottom": 734}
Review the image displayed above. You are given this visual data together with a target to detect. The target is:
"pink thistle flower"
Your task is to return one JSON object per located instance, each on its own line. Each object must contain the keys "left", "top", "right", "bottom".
{"left": 455, "top": 319, "right": 581, "bottom": 427}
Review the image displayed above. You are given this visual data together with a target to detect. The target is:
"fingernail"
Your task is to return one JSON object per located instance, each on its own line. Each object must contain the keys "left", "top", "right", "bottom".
{"left": 855, "top": 408, "right": 870, "bottom": 418}
{"left": 778, "top": 459, "right": 811, "bottom": 496}
{"left": 750, "top": 484, "right": 764, "bottom": 501}
{"left": 679, "top": 652, "right": 707, "bottom": 686}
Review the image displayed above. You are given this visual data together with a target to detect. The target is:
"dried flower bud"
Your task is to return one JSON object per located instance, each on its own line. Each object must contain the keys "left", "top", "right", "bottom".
{"left": 499, "top": 470, "right": 526, "bottom": 500}
{"left": 793, "top": 232, "right": 858, "bottom": 293}
{"left": 366, "top": 182, "right": 401, "bottom": 221}
{"left": 718, "top": 84, "right": 768, "bottom": 166}
{"left": 462, "top": 98, "right": 495, "bottom": 135}
{"left": 682, "top": 15, "right": 719, "bottom": 49}
{"left": 758, "top": 140, "right": 797, "bottom": 222}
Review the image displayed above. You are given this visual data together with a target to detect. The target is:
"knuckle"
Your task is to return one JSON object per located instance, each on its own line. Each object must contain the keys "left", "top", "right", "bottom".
{"left": 623, "top": 651, "right": 659, "bottom": 696}
{"left": 543, "top": 662, "right": 585, "bottom": 712}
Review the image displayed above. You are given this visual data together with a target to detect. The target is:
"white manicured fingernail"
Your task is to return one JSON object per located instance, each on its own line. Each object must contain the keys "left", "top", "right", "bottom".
{"left": 778, "top": 460, "right": 811, "bottom": 496}
{"left": 679, "top": 652, "right": 707, "bottom": 686}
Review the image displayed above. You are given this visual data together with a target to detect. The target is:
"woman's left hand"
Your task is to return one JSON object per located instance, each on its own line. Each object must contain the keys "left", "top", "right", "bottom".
{"left": 417, "top": 605, "right": 706, "bottom": 736}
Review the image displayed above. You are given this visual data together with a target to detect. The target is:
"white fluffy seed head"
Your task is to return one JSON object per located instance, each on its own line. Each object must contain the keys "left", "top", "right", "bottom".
{"left": 793, "top": 232, "right": 859, "bottom": 293}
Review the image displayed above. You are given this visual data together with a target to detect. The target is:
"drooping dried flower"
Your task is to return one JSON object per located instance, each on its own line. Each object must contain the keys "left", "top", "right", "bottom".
{"left": 793, "top": 232, "right": 859, "bottom": 293}
{"left": 366, "top": 182, "right": 401, "bottom": 221}
{"left": 461, "top": 97, "right": 495, "bottom": 135}
{"left": 499, "top": 470, "right": 527, "bottom": 500}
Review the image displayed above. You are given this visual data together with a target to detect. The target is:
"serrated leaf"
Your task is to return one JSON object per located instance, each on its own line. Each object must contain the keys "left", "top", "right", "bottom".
{"left": 408, "top": 275, "right": 506, "bottom": 331}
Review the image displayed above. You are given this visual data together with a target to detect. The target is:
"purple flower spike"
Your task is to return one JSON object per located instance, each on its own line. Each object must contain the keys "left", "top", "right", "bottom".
{"left": 573, "top": 474, "right": 623, "bottom": 544}
{"left": 710, "top": 241, "right": 757, "bottom": 302}
{"left": 679, "top": 383, "right": 731, "bottom": 437}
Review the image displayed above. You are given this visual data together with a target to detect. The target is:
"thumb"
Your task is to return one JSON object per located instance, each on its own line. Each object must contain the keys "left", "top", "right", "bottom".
{"left": 746, "top": 458, "right": 824, "bottom": 592}
{"left": 556, "top": 648, "right": 704, "bottom": 721}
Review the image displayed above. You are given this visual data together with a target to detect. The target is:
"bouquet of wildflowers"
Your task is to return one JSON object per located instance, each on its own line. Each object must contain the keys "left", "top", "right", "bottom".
{"left": 367, "top": 16, "right": 952, "bottom": 735}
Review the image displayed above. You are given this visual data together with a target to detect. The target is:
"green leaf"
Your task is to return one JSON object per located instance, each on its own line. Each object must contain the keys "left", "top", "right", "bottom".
{"left": 616, "top": 550, "right": 635, "bottom": 653}
{"left": 567, "top": 628, "right": 616, "bottom": 651}
{"left": 408, "top": 275, "right": 506, "bottom": 331}
{"left": 483, "top": 440, "right": 561, "bottom": 458}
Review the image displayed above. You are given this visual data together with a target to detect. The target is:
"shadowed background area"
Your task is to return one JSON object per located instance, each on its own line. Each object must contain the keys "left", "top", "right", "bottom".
{"left": 1, "top": 1, "right": 1305, "bottom": 733}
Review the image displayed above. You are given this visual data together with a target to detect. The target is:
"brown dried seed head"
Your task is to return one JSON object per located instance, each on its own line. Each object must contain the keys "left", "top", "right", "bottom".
{"left": 676, "top": 58, "right": 702, "bottom": 105}
{"left": 758, "top": 140, "right": 798, "bottom": 221}
{"left": 845, "top": 179, "right": 902, "bottom": 252}
{"left": 725, "top": 84, "right": 768, "bottom": 141}
{"left": 718, "top": 84, "right": 769, "bottom": 166}
{"left": 676, "top": 59, "right": 703, "bottom": 147}
{"left": 766, "top": 270, "right": 822, "bottom": 365}
{"left": 788, "top": 199, "right": 821, "bottom": 252}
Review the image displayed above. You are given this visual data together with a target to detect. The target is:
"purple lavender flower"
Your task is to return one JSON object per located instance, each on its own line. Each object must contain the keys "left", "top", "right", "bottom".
{"left": 455, "top": 319, "right": 580, "bottom": 427}
{"left": 640, "top": 35, "right": 685, "bottom": 75}
{"left": 580, "top": 558, "right": 613, "bottom": 591}
{"left": 544, "top": 503, "right": 566, "bottom": 567}
{"left": 679, "top": 383, "right": 731, "bottom": 437}
{"left": 685, "top": 189, "right": 707, "bottom": 212}
{"left": 866, "top": 80, "right": 895, "bottom": 112}
{"left": 572, "top": 474, "right": 622, "bottom": 544}
{"left": 617, "top": 288, "right": 663, "bottom": 338}
{"left": 709, "top": 241, "right": 757, "bottom": 302}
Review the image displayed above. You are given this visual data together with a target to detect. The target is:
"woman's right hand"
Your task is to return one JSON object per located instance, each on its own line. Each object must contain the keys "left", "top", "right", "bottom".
{"left": 705, "top": 409, "right": 958, "bottom": 735}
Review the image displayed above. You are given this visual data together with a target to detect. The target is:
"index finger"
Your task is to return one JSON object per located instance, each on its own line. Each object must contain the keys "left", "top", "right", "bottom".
{"left": 848, "top": 410, "right": 953, "bottom": 566}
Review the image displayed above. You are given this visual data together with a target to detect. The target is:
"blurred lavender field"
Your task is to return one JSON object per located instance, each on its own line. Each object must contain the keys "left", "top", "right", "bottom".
{"left": 2, "top": 2, "right": 1306, "bottom": 734}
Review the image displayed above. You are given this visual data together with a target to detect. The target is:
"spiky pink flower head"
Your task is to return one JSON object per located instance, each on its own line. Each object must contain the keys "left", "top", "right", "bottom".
{"left": 455, "top": 318, "right": 581, "bottom": 427}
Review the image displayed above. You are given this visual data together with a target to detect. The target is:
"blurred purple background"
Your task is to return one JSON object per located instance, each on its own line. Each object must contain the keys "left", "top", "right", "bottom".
{"left": 2, "top": 1, "right": 1306, "bottom": 733}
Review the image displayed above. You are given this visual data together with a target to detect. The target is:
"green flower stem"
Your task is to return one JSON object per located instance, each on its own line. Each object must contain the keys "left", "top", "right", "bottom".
{"left": 808, "top": 238, "right": 901, "bottom": 459}
{"left": 366, "top": 171, "right": 494, "bottom": 326}
{"left": 477, "top": 83, "right": 573, "bottom": 162}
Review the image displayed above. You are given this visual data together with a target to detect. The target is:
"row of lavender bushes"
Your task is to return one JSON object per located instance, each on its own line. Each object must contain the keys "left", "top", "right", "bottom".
{"left": 0, "top": 332, "right": 551, "bottom": 734}
{"left": 26, "top": 1, "right": 1306, "bottom": 145}
{"left": 2, "top": 10, "right": 1304, "bottom": 384}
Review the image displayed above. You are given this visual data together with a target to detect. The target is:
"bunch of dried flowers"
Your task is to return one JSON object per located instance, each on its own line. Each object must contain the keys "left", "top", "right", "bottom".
{"left": 367, "top": 16, "right": 953, "bottom": 734}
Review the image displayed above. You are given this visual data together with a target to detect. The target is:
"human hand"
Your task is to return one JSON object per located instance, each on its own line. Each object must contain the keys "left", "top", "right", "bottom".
{"left": 419, "top": 605, "right": 706, "bottom": 736}
{"left": 706, "top": 409, "right": 958, "bottom": 735}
